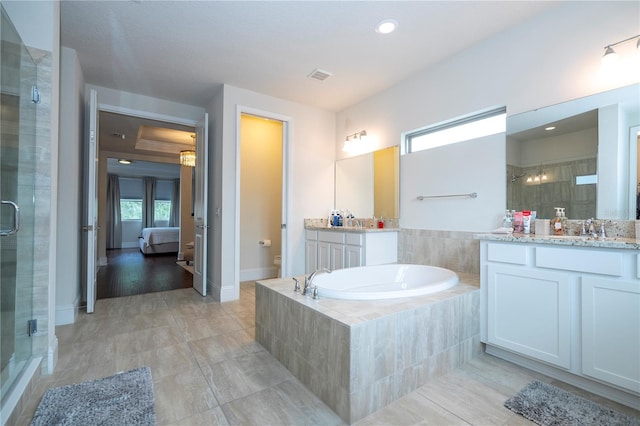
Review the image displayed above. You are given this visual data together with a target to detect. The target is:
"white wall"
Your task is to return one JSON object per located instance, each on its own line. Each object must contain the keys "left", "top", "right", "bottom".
{"left": 401, "top": 133, "right": 505, "bottom": 231}
{"left": 3, "top": 1, "right": 56, "bottom": 51}
{"left": 56, "top": 46, "right": 84, "bottom": 325}
{"left": 336, "top": 1, "right": 640, "bottom": 232}
{"left": 208, "top": 85, "right": 335, "bottom": 301}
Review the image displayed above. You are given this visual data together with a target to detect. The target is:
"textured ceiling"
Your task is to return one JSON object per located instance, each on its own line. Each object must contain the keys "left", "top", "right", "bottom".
{"left": 61, "top": 1, "right": 559, "bottom": 112}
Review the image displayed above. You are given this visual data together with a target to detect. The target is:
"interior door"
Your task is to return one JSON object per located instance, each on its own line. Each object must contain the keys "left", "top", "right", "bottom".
{"left": 83, "top": 89, "right": 99, "bottom": 312}
{"left": 193, "top": 113, "right": 208, "bottom": 296}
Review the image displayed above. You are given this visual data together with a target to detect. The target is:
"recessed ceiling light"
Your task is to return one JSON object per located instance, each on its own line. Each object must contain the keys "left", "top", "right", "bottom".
{"left": 545, "top": 126, "right": 556, "bottom": 131}
{"left": 375, "top": 19, "right": 398, "bottom": 35}
{"left": 118, "top": 159, "right": 132, "bottom": 165}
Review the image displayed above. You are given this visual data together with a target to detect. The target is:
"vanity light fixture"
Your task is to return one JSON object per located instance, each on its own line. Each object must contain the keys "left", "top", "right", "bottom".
{"left": 545, "top": 126, "right": 556, "bottom": 131}
{"left": 601, "top": 34, "right": 640, "bottom": 65}
{"left": 375, "top": 19, "right": 398, "bottom": 35}
{"left": 180, "top": 150, "right": 196, "bottom": 167}
{"left": 343, "top": 130, "right": 368, "bottom": 152}
{"left": 118, "top": 159, "right": 132, "bottom": 165}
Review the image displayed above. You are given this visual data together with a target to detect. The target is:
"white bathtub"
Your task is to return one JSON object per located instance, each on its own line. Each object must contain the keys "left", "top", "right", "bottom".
{"left": 312, "top": 264, "right": 459, "bottom": 300}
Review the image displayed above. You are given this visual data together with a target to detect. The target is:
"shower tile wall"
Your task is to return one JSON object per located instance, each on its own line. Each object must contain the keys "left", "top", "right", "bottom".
{"left": 398, "top": 229, "right": 480, "bottom": 275}
{"left": 507, "top": 158, "right": 597, "bottom": 220}
{"left": 16, "top": 46, "right": 53, "bottom": 375}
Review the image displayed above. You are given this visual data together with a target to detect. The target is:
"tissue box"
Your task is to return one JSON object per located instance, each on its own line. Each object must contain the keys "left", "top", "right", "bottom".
{"left": 535, "top": 219, "right": 550, "bottom": 236}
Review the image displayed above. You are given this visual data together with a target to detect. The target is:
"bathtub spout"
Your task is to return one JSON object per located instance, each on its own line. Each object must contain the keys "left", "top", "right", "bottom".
{"left": 303, "top": 268, "right": 331, "bottom": 296}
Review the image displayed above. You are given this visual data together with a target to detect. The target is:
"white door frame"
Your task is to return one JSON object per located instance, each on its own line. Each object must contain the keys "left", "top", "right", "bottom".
{"left": 84, "top": 102, "right": 200, "bottom": 300}
{"left": 629, "top": 125, "right": 639, "bottom": 219}
{"left": 235, "top": 105, "right": 292, "bottom": 287}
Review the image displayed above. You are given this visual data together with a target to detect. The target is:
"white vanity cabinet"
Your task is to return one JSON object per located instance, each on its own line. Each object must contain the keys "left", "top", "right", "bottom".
{"left": 305, "top": 229, "right": 397, "bottom": 273}
{"left": 480, "top": 238, "right": 640, "bottom": 405}
{"left": 487, "top": 264, "right": 572, "bottom": 368}
{"left": 581, "top": 276, "right": 640, "bottom": 392}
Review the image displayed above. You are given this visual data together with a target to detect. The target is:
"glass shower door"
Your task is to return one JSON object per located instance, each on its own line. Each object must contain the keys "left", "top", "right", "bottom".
{"left": 0, "top": 5, "right": 37, "bottom": 404}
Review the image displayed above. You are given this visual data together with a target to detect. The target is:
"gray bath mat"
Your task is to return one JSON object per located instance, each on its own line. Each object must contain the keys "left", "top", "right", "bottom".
{"left": 505, "top": 380, "right": 640, "bottom": 426}
{"left": 31, "top": 366, "right": 156, "bottom": 425}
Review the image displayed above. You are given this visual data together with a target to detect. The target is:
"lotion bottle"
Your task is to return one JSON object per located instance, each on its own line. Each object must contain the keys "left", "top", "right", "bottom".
{"left": 553, "top": 207, "right": 563, "bottom": 235}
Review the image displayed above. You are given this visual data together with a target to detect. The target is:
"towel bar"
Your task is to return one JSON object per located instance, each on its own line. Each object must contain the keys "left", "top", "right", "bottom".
{"left": 416, "top": 192, "right": 477, "bottom": 200}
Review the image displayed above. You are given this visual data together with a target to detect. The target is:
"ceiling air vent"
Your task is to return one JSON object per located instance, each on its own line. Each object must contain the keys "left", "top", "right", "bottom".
{"left": 307, "top": 68, "right": 333, "bottom": 81}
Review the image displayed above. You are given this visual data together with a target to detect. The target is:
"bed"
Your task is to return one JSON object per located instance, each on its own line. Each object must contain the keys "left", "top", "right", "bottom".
{"left": 138, "top": 227, "right": 180, "bottom": 255}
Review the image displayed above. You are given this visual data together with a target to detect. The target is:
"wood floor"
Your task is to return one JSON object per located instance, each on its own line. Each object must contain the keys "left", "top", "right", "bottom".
{"left": 97, "top": 248, "right": 192, "bottom": 299}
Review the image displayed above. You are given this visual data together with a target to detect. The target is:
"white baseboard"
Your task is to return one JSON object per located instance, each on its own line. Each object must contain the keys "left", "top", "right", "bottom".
{"left": 99, "top": 256, "right": 108, "bottom": 266}
{"left": 121, "top": 242, "right": 138, "bottom": 249}
{"left": 56, "top": 299, "right": 79, "bottom": 325}
{"left": 239, "top": 266, "right": 278, "bottom": 282}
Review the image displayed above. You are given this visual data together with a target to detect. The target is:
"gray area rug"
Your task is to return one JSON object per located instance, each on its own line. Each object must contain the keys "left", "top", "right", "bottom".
{"left": 31, "top": 366, "right": 156, "bottom": 426}
{"left": 505, "top": 380, "right": 640, "bottom": 426}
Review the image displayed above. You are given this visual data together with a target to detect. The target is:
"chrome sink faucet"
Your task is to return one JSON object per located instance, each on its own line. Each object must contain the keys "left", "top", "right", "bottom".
{"left": 303, "top": 268, "right": 331, "bottom": 299}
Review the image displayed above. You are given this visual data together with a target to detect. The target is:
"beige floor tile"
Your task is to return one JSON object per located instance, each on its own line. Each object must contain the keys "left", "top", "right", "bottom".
{"left": 189, "top": 329, "right": 264, "bottom": 365}
{"left": 173, "top": 313, "right": 244, "bottom": 341}
{"left": 200, "top": 351, "right": 292, "bottom": 405}
{"left": 416, "top": 368, "right": 515, "bottom": 425}
{"left": 112, "top": 324, "right": 185, "bottom": 356}
{"left": 115, "top": 342, "right": 198, "bottom": 381}
{"left": 166, "top": 407, "right": 230, "bottom": 426}
{"left": 153, "top": 367, "right": 219, "bottom": 424}
{"left": 356, "top": 391, "right": 470, "bottom": 426}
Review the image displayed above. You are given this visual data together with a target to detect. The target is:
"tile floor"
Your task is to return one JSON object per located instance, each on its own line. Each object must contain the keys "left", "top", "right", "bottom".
{"left": 17, "top": 282, "right": 640, "bottom": 425}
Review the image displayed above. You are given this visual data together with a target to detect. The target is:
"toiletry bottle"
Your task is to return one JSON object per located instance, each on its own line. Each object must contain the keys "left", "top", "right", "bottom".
{"left": 560, "top": 208, "right": 567, "bottom": 233}
{"left": 530, "top": 211, "right": 537, "bottom": 234}
{"left": 502, "top": 210, "right": 512, "bottom": 229}
{"left": 337, "top": 211, "right": 343, "bottom": 227}
{"left": 553, "top": 207, "right": 563, "bottom": 235}
{"left": 378, "top": 216, "right": 384, "bottom": 229}
{"left": 523, "top": 211, "right": 531, "bottom": 234}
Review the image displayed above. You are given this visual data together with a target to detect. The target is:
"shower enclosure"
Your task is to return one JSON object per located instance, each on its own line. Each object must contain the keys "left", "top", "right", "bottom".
{"left": 0, "top": 4, "right": 37, "bottom": 414}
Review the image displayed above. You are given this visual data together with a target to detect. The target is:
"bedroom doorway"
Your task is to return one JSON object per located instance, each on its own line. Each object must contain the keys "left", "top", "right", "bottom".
{"left": 86, "top": 105, "right": 203, "bottom": 303}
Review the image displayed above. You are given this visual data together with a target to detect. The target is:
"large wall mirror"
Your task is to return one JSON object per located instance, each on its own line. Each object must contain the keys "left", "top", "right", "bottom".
{"left": 506, "top": 84, "right": 639, "bottom": 220}
{"left": 335, "top": 146, "right": 399, "bottom": 219}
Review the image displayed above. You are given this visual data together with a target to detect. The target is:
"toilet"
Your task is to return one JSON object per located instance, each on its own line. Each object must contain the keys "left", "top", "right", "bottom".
{"left": 274, "top": 255, "right": 281, "bottom": 278}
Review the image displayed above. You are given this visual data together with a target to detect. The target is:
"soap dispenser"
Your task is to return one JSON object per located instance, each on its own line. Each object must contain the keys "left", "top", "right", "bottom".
{"left": 553, "top": 207, "right": 564, "bottom": 235}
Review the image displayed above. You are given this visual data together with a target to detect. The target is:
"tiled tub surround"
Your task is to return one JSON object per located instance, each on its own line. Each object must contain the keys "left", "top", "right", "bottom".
{"left": 399, "top": 229, "right": 480, "bottom": 275}
{"left": 255, "top": 273, "right": 480, "bottom": 424}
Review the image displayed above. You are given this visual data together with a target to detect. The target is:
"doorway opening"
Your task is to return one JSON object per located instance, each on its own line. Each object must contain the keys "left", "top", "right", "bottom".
{"left": 239, "top": 113, "right": 284, "bottom": 281}
{"left": 90, "top": 109, "right": 201, "bottom": 301}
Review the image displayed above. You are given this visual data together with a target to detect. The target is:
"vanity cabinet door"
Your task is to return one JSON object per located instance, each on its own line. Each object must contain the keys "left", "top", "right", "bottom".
{"left": 487, "top": 265, "right": 571, "bottom": 369}
{"left": 305, "top": 239, "right": 318, "bottom": 274}
{"left": 317, "top": 242, "right": 331, "bottom": 270}
{"left": 582, "top": 277, "right": 640, "bottom": 393}
{"left": 330, "top": 243, "right": 345, "bottom": 270}
{"left": 345, "top": 245, "right": 363, "bottom": 268}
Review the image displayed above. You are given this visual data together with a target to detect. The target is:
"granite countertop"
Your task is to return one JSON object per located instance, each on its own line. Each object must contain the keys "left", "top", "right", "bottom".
{"left": 304, "top": 225, "right": 399, "bottom": 233}
{"left": 475, "top": 232, "right": 640, "bottom": 250}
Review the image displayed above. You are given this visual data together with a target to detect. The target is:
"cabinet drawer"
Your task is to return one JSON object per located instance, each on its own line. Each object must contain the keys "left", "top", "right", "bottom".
{"left": 345, "top": 233, "right": 363, "bottom": 246}
{"left": 487, "top": 243, "right": 527, "bottom": 265}
{"left": 318, "top": 231, "right": 344, "bottom": 244}
{"left": 536, "top": 247, "right": 623, "bottom": 276}
{"left": 637, "top": 254, "right": 640, "bottom": 279}
{"left": 305, "top": 230, "right": 318, "bottom": 240}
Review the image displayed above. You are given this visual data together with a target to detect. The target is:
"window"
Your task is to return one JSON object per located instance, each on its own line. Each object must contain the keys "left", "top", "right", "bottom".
{"left": 405, "top": 107, "right": 506, "bottom": 154}
{"left": 154, "top": 200, "right": 171, "bottom": 222}
{"left": 120, "top": 199, "right": 142, "bottom": 220}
